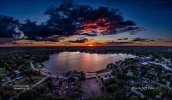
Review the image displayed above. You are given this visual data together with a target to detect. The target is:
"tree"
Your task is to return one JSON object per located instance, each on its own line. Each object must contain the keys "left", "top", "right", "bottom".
{"left": 130, "top": 95, "right": 139, "bottom": 100}
{"left": 104, "top": 77, "right": 116, "bottom": 85}
{"left": 17, "top": 90, "right": 38, "bottom": 100}
{"left": 106, "top": 84, "right": 117, "bottom": 93}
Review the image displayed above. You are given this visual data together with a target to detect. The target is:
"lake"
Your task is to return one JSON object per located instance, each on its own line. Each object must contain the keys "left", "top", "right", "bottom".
{"left": 42, "top": 52, "right": 135, "bottom": 73}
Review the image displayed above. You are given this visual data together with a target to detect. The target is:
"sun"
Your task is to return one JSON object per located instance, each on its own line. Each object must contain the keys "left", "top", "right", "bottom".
{"left": 88, "top": 44, "right": 94, "bottom": 46}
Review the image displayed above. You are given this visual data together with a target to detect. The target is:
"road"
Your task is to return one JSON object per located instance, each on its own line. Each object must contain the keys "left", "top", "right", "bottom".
{"left": 9, "top": 76, "right": 49, "bottom": 100}
{"left": 29, "top": 61, "right": 56, "bottom": 78}
{"left": 130, "top": 88, "right": 145, "bottom": 99}
{"left": 2, "top": 76, "right": 23, "bottom": 85}
{"left": 9, "top": 61, "right": 54, "bottom": 100}
{"left": 30, "top": 76, "right": 49, "bottom": 89}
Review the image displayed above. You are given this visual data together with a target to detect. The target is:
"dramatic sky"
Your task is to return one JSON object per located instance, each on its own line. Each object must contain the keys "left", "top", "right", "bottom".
{"left": 0, "top": 0, "right": 172, "bottom": 46}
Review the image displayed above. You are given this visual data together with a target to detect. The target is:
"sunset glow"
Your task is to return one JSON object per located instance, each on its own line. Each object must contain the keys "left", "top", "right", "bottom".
{"left": 88, "top": 44, "right": 94, "bottom": 46}
{"left": 0, "top": 0, "right": 172, "bottom": 46}
{"left": 78, "top": 18, "right": 111, "bottom": 33}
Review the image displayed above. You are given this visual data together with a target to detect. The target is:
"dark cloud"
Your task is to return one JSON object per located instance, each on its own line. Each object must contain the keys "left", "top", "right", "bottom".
{"left": 0, "top": 0, "right": 140, "bottom": 42}
{"left": 164, "top": 41, "right": 172, "bottom": 43}
{"left": 117, "top": 38, "right": 128, "bottom": 40}
{"left": 103, "top": 37, "right": 155, "bottom": 46}
{"left": 0, "top": 15, "right": 19, "bottom": 38}
{"left": 67, "top": 37, "right": 88, "bottom": 43}
{"left": 80, "top": 32, "right": 97, "bottom": 36}
{"left": 35, "top": 35, "right": 64, "bottom": 42}
{"left": 150, "top": 39, "right": 155, "bottom": 42}
{"left": 104, "top": 41, "right": 132, "bottom": 45}
{"left": 158, "top": 38, "right": 163, "bottom": 41}
{"left": 132, "top": 38, "right": 155, "bottom": 42}
{"left": 22, "top": 1, "right": 139, "bottom": 39}
{"left": 0, "top": 38, "right": 15, "bottom": 44}
{"left": 132, "top": 38, "right": 148, "bottom": 42}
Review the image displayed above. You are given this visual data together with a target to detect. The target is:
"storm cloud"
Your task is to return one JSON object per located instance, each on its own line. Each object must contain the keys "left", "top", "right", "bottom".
{"left": 0, "top": 0, "right": 140, "bottom": 41}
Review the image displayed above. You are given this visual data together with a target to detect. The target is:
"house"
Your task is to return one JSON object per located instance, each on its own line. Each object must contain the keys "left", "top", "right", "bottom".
{"left": 14, "top": 69, "right": 21, "bottom": 77}
{"left": 102, "top": 74, "right": 111, "bottom": 81}
{"left": 166, "top": 80, "right": 171, "bottom": 87}
{"left": 141, "top": 62, "right": 148, "bottom": 65}
{"left": 126, "top": 70, "right": 133, "bottom": 76}
{"left": 2, "top": 76, "right": 11, "bottom": 83}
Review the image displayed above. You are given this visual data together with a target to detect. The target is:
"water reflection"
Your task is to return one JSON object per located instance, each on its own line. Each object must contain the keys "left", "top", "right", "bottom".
{"left": 43, "top": 52, "right": 135, "bottom": 73}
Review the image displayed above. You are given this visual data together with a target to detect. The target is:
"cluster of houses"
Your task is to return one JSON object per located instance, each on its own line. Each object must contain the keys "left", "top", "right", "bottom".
{"left": 1, "top": 68, "right": 21, "bottom": 84}
{"left": 91, "top": 56, "right": 172, "bottom": 99}
{"left": 121, "top": 57, "right": 172, "bottom": 99}
{"left": 43, "top": 71, "right": 83, "bottom": 99}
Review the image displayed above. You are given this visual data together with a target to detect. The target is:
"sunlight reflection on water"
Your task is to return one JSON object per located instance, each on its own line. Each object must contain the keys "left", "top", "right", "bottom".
{"left": 43, "top": 52, "right": 135, "bottom": 73}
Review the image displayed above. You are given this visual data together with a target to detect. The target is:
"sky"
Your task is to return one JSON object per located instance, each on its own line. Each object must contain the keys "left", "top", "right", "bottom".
{"left": 0, "top": 0, "right": 172, "bottom": 46}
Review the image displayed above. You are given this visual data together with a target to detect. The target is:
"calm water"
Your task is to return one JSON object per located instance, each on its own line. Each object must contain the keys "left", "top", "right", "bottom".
{"left": 43, "top": 52, "right": 135, "bottom": 73}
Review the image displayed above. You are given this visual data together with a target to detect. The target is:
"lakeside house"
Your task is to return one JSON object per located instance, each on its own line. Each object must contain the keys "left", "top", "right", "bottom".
{"left": 14, "top": 69, "right": 21, "bottom": 77}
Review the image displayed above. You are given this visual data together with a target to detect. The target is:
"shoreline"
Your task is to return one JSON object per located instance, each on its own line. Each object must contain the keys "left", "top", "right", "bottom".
{"left": 39, "top": 66, "right": 110, "bottom": 76}
{"left": 36, "top": 61, "right": 111, "bottom": 77}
